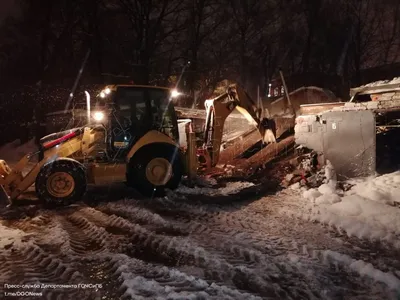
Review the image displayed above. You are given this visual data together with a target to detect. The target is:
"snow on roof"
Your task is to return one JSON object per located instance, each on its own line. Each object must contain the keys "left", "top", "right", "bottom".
{"left": 350, "top": 77, "right": 400, "bottom": 96}
{"left": 357, "top": 77, "right": 400, "bottom": 88}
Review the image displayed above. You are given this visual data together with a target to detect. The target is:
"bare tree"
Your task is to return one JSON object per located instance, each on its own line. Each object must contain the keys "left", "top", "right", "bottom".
{"left": 222, "top": 0, "right": 278, "bottom": 93}
{"left": 299, "top": 0, "right": 322, "bottom": 72}
{"left": 117, "top": 0, "right": 184, "bottom": 84}
{"left": 378, "top": 1, "right": 400, "bottom": 64}
{"left": 180, "top": 0, "right": 225, "bottom": 101}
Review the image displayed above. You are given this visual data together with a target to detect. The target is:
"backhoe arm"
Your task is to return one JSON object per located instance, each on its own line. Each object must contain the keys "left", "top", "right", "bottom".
{"left": 202, "top": 84, "right": 277, "bottom": 167}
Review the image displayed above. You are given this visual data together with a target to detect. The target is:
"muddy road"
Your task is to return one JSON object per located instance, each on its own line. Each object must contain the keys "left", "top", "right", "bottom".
{"left": 1, "top": 181, "right": 399, "bottom": 300}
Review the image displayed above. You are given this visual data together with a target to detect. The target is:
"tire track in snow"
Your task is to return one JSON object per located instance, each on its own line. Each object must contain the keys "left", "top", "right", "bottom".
{"left": 244, "top": 195, "right": 400, "bottom": 298}
{"left": 257, "top": 193, "right": 400, "bottom": 286}
{"left": 71, "top": 206, "right": 320, "bottom": 299}
{"left": 104, "top": 253, "right": 264, "bottom": 300}
{"left": 1, "top": 188, "right": 398, "bottom": 299}
{"left": 70, "top": 253, "right": 266, "bottom": 300}
{"left": 296, "top": 248, "right": 400, "bottom": 299}
{"left": 136, "top": 199, "right": 300, "bottom": 256}
{"left": 96, "top": 201, "right": 189, "bottom": 236}
{"left": 117, "top": 220, "right": 319, "bottom": 298}
{"left": 88, "top": 203, "right": 289, "bottom": 297}
{"left": 325, "top": 225, "right": 400, "bottom": 275}
{"left": 0, "top": 245, "right": 86, "bottom": 300}
{"left": 137, "top": 198, "right": 399, "bottom": 299}
{"left": 99, "top": 200, "right": 369, "bottom": 298}
{"left": 97, "top": 202, "right": 287, "bottom": 270}
{"left": 58, "top": 213, "right": 110, "bottom": 255}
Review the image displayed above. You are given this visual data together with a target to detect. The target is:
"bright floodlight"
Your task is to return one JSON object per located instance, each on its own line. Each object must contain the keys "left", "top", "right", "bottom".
{"left": 171, "top": 89, "right": 181, "bottom": 98}
{"left": 100, "top": 92, "right": 106, "bottom": 98}
{"left": 93, "top": 111, "right": 105, "bottom": 121}
{"left": 105, "top": 88, "right": 111, "bottom": 94}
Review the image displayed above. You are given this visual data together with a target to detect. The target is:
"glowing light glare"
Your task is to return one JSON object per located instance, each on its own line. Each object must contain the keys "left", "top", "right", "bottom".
{"left": 105, "top": 88, "right": 111, "bottom": 94}
{"left": 93, "top": 111, "right": 105, "bottom": 121}
{"left": 171, "top": 89, "right": 181, "bottom": 98}
{"left": 100, "top": 92, "right": 106, "bottom": 98}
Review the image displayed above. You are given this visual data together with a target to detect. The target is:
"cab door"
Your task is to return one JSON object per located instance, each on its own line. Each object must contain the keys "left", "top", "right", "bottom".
{"left": 110, "top": 87, "right": 152, "bottom": 157}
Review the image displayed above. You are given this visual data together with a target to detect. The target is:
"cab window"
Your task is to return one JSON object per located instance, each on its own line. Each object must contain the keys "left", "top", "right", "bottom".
{"left": 148, "top": 89, "right": 179, "bottom": 141}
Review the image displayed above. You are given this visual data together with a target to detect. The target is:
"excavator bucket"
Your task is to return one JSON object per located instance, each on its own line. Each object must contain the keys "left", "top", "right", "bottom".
{"left": 263, "top": 128, "right": 277, "bottom": 143}
{"left": 258, "top": 118, "right": 277, "bottom": 144}
{"left": 258, "top": 115, "right": 296, "bottom": 144}
{"left": 272, "top": 116, "right": 296, "bottom": 139}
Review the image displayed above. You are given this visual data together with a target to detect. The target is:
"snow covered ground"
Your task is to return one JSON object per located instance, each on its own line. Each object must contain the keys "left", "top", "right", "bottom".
{"left": 0, "top": 176, "right": 399, "bottom": 299}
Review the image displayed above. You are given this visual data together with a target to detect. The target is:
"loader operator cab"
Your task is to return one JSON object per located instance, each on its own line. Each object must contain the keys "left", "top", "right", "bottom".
{"left": 97, "top": 85, "right": 180, "bottom": 160}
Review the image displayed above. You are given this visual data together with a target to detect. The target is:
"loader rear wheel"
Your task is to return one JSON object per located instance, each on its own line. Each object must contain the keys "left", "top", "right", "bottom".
{"left": 36, "top": 159, "right": 86, "bottom": 207}
{"left": 127, "top": 143, "right": 183, "bottom": 197}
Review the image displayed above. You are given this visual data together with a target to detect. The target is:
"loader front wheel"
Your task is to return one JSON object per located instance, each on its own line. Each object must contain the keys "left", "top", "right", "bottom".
{"left": 36, "top": 159, "right": 87, "bottom": 207}
{"left": 127, "top": 143, "right": 183, "bottom": 197}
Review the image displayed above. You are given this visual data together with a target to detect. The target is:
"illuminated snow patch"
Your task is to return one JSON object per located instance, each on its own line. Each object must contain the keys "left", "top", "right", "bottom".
{"left": 176, "top": 181, "right": 255, "bottom": 196}
{"left": 0, "top": 223, "right": 32, "bottom": 249}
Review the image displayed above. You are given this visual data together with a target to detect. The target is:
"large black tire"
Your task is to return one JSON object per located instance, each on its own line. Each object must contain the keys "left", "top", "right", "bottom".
{"left": 35, "top": 158, "right": 87, "bottom": 207}
{"left": 126, "top": 143, "right": 183, "bottom": 197}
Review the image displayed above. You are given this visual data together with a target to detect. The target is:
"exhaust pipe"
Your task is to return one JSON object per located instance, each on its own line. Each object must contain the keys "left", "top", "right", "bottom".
{"left": 85, "top": 91, "right": 91, "bottom": 124}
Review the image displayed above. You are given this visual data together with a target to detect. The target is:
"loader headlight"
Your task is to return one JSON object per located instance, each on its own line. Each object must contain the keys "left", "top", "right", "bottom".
{"left": 99, "top": 88, "right": 111, "bottom": 98}
{"left": 93, "top": 111, "right": 105, "bottom": 121}
{"left": 171, "top": 89, "right": 181, "bottom": 98}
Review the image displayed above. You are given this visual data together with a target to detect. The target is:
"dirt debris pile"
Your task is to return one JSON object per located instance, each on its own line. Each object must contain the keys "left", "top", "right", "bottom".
{"left": 281, "top": 149, "right": 324, "bottom": 188}
{"left": 280, "top": 148, "right": 355, "bottom": 193}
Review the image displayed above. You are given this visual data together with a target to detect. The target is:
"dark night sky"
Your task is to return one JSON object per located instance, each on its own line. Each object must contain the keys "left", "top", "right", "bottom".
{"left": 0, "top": 0, "right": 19, "bottom": 24}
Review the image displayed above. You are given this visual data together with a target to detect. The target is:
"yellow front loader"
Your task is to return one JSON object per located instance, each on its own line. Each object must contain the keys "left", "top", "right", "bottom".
{"left": 0, "top": 84, "right": 276, "bottom": 207}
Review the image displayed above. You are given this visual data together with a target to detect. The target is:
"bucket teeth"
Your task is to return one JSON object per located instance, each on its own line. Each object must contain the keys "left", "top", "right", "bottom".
{"left": 263, "top": 129, "right": 277, "bottom": 144}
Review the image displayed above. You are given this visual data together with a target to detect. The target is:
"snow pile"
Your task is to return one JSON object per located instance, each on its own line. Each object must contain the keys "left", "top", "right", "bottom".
{"left": 348, "top": 172, "right": 400, "bottom": 206}
{"left": 0, "top": 138, "right": 37, "bottom": 162}
{"left": 322, "top": 250, "right": 400, "bottom": 291}
{"left": 176, "top": 181, "right": 255, "bottom": 196}
{"left": 300, "top": 170, "right": 400, "bottom": 246}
